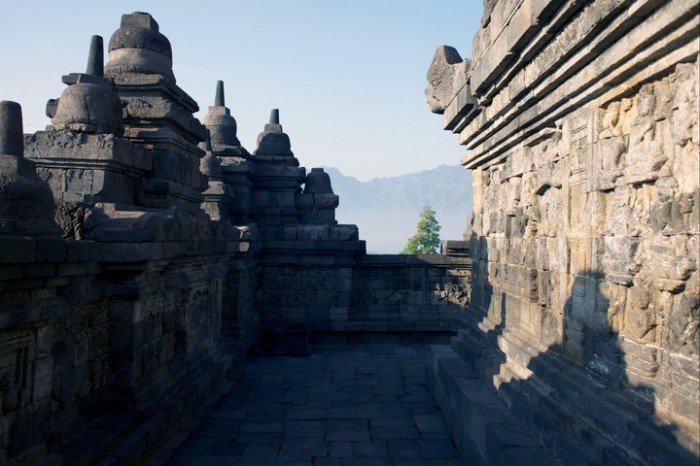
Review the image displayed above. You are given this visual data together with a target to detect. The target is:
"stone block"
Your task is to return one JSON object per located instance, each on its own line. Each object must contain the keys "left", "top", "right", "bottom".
{"left": 110, "top": 429, "right": 148, "bottom": 465}
{"left": 486, "top": 423, "right": 556, "bottom": 466}
{"left": 24, "top": 263, "right": 55, "bottom": 278}
{"left": 34, "top": 238, "right": 66, "bottom": 262}
{"left": 107, "top": 321, "right": 142, "bottom": 353}
{"left": 64, "top": 241, "right": 98, "bottom": 262}
{"left": 329, "top": 225, "right": 359, "bottom": 241}
{"left": 60, "top": 428, "right": 121, "bottom": 466}
{"left": 0, "top": 237, "right": 36, "bottom": 263}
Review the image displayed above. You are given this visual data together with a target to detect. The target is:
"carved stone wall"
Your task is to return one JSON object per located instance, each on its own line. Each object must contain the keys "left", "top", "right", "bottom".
{"left": 428, "top": 0, "right": 699, "bottom": 464}
{"left": 351, "top": 256, "right": 471, "bottom": 331}
{"left": 223, "top": 260, "right": 259, "bottom": 348}
{"left": 256, "top": 254, "right": 471, "bottom": 332}
{"left": 1, "top": 13, "right": 245, "bottom": 464}
{"left": 0, "top": 233, "right": 241, "bottom": 466}
{"left": 0, "top": 240, "right": 104, "bottom": 463}
{"left": 101, "top": 252, "right": 231, "bottom": 412}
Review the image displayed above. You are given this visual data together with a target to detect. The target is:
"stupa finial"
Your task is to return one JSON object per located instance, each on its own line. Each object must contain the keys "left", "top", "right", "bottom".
{"left": 215, "top": 80, "right": 225, "bottom": 107}
{"left": 86, "top": 35, "right": 104, "bottom": 77}
{"left": 254, "top": 108, "right": 292, "bottom": 156}
{"left": 0, "top": 100, "right": 24, "bottom": 157}
{"left": 201, "top": 80, "right": 242, "bottom": 149}
{"left": 204, "top": 129, "right": 213, "bottom": 152}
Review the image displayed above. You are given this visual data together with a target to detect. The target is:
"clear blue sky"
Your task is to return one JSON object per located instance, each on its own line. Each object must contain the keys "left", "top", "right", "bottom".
{"left": 0, "top": 1, "right": 482, "bottom": 181}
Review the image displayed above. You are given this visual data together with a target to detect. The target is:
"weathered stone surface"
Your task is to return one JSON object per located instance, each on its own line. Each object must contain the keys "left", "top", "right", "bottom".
{"left": 24, "top": 131, "right": 151, "bottom": 207}
{"left": 428, "top": 0, "right": 700, "bottom": 464}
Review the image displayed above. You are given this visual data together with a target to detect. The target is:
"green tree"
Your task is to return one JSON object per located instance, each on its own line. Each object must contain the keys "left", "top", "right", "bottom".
{"left": 401, "top": 205, "right": 441, "bottom": 254}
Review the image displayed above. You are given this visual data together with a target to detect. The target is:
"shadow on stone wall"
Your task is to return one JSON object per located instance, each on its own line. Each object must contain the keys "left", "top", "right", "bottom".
{"left": 470, "top": 256, "right": 698, "bottom": 464}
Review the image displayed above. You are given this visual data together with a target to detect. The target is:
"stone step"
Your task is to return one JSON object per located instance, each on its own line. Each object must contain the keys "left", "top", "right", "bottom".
{"left": 426, "top": 344, "right": 558, "bottom": 466}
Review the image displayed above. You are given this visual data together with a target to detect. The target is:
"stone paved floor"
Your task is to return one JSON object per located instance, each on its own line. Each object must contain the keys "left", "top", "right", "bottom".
{"left": 166, "top": 344, "right": 465, "bottom": 466}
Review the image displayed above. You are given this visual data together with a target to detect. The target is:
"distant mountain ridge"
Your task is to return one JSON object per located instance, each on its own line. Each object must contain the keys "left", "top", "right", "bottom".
{"left": 322, "top": 165, "right": 473, "bottom": 253}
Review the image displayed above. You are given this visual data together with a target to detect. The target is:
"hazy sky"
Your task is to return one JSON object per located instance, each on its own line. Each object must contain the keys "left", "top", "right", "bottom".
{"left": 0, "top": 1, "right": 482, "bottom": 181}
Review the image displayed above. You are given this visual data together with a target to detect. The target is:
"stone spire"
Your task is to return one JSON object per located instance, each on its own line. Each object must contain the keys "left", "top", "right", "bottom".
{"left": 86, "top": 35, "right": 104, "bottom": 77}
{"left": 254, "top": 108, "right": 293, "bottom": 157}
{"left": 215, "top": 80, "right": 225, "bottom": 107}
{"left": 47, "top": 35, "right": 124, "bottom": 136}
{"left": 0, "top": 101, "right": 59, "bottom": 236}
{"left": 105, "top": 11, "right": 174, "bottom": 80}
{"left": 0, "top": 101, "right": 23, "bottom": 157}
{"left": 201, "top": 80, "right": 241, "bottom": 148}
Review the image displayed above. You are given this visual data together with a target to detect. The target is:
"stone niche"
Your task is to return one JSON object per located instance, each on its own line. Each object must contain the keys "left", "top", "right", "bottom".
{"left": 427, "top": 0, "right": 699, "bottom": 464}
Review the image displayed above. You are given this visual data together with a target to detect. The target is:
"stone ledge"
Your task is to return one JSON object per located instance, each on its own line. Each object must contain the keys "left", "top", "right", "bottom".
{"left": 426, "top": 344, "right": 558, "bottom": 466}
{"left": 260, "top": 320, "right": 462, "bottom": 334}
{"left": 461, "top": 0, "right": 699, "bottom": 168}
{"left": 454, "top": 323, "right": 700, "bottom": 465}
{"left": 357, "top": 254, "right": 472, "bottom": 267}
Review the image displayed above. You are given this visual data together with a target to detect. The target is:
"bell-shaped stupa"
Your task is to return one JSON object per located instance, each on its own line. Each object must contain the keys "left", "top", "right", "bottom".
{"left": 47, "top": 35, "right": 124, "bottom": 136}
{"left": 104, "top": 11, "right": 174, "bottom": 80}
{"left": 201, "top": 81, "right": 242, "bottom": 148}
{"left": 254, "top": 109, "right": 293, "bottom": 157}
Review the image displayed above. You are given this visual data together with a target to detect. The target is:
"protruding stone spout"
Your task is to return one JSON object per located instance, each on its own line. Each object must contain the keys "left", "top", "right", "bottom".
{"left": 215, "top": 80, "right": 225, "bottom": 107}
{"left": 0, "top": 101, "right": 24, "bottom": 157}
{"left": 86, "top": 35, "right": 104, "bottom": 77}
{"left": 270, "top": 108, "right": 280, "bottom": 125}
{"left": 426, "top": 45, "right": 469, "bottom": 115}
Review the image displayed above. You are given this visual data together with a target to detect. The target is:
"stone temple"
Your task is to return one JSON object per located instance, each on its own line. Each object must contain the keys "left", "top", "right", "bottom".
{"left": 0, "top": 3, "right": 698, "bottom": 465}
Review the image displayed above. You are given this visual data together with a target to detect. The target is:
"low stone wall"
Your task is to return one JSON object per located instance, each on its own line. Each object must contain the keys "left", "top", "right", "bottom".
{"left": 351, "top": 255, "right": 471, "bottom": 331}
{"left": 256, "top": 253, "right": 471, "bottom": 332}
